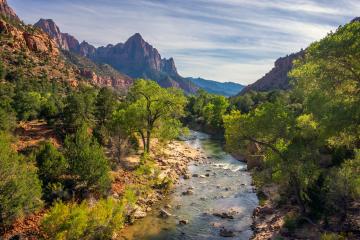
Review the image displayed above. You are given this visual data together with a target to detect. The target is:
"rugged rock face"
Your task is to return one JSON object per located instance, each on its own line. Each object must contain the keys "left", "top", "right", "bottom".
{"left": 0, "top": 0, "right": 20, "bottom": 22}
{"left": 239, "top": 51, "right": 304, "bottom": 95}
{"left": 0, "top": 19, "right": 59, "bottom": 55}
{"left": 91, "top": 33, "right": 196, "bottom": 92}
{"left": 35, "top": 18, "right": 198, "bottom": 93}
{"left": 0, "top": 18, "right": 80, "bottom": 87}
{"left": 80, "top": 68, "right": 132, "bottom": 91}
{"left": 34, "top": 19, "right": 79, "bottom": 52}
{"left": 79, "top": 41, "right": 96, "bottom": 57}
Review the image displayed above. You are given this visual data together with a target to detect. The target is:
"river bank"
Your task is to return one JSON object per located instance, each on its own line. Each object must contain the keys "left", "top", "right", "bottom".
{"left": 118, "top": 131, "right": 258, "bottom": 240}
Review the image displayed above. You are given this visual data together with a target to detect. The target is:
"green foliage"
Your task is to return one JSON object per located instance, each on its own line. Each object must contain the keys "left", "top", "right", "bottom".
{"left": 41, "top": 196, "right": 134, "bottom": 240}
{"left": 224, "top": 20, "right": 360, "bottom": 229}
{"left": 320, "top": 233, "right": 346, "bottom": 240}
{"left": 187, "top": 89, "right": 229, "bottom": 130}
{"left": 63, "top": 86, "right": 97, "bottom": 132}
{"left": 64, "top": 124, "right": 111, "bottom": 194}
{"left": 35, "top": 142, "right": 68, "bottom": 186}
{"left": 95, "top": 87, "right": 118, "bottom": 126}
{"left": 0, "top": 132, "right": 43, "bottom": 227}
{"left": 0, "top": 60, "right": 5, "bottom": 80}
{"left": 114, "top": 79, "right": 187, "bottom": 153}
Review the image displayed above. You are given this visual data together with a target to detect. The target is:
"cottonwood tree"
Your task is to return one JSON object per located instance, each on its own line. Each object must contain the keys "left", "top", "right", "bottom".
{"left": 114, "top": 79, "right": 187, "bottom": 154}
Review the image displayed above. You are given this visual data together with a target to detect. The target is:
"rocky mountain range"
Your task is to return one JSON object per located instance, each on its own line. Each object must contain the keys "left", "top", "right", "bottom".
{"left": 35, "top": 19, "right": 198, "bottom": 93}
{"left": 0, "top": 0, "right": 132, "bottom": 92}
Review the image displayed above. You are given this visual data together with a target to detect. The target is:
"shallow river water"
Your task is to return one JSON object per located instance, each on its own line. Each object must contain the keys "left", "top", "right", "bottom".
{"left": 119, "top": 131, "right": 258, "bottom": 240}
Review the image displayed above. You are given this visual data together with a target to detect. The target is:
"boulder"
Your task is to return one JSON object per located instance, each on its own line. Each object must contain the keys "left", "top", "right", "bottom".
{"left": 133, "top": 208, "right": 147, "bottom": 219}
{"left": 179, "top": 219, "right": 189, "bottom": 225}
{"left": 159, "top": 208, "right": 172, "bottom": 218}
{"left": 220, "top": 228, "right": 235, "bottom": 237}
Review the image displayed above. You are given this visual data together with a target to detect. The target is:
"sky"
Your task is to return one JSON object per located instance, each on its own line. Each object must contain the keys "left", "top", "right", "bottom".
{"left": 8, "top": 0, "right": 359, "bottom": 85}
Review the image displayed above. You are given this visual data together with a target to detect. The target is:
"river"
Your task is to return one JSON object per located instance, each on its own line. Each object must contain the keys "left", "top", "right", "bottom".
{"left": 119, "top": 131, "right": 258, "bottom": 240}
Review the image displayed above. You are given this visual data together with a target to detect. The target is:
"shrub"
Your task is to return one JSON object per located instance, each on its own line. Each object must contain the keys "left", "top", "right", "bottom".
{"left": 35, "top": 142, "right": 68, "bottom": 184}
{"left": 0, "top": 132, "right": 43, "bottom": 227}
{"left": 321, "top": 233, "right": 346, "bottom": 240}
{"left": 65, "top": 124, "right": 111, "bottom": 195}
{"left": 41, "top": 198, "right": 126, "bottom": 240}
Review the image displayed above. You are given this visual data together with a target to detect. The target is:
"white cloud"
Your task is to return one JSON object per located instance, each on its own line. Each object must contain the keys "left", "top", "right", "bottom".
{"left": 9, "top": 0, "right": 353, "bottom": 84}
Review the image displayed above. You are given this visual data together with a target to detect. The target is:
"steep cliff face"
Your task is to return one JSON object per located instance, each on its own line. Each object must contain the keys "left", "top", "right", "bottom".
{"left": 33, "top": 18, "right": 132, "bottom": 91}
{"left": 35, "top": 19, "right": 197, "bottom": 93}
{"left": 34, "top": 19, "right": 80, "bottom": 52}
{"left": 239, "top": 51, "right": 304, "bottom": 94}
{"left": 0, "top": 0, "right": 19, "bottom": 22}
{"left": 0, "top": 18, "right": 80, "bottom": 86}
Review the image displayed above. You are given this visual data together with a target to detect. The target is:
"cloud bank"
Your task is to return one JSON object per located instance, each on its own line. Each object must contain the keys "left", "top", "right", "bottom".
{"left": 9, "top": 0, "right": 357, "bottom": 84}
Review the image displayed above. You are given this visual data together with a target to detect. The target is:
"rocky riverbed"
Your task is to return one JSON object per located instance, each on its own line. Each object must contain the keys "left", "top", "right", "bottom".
{"left": 118, "top": 131, "right": 258, "bottom": 240}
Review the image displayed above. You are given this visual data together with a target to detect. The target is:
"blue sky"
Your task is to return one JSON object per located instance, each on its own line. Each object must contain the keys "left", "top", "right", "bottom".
{"left": 9, "top": 0, "right": 359, "bottom": 85}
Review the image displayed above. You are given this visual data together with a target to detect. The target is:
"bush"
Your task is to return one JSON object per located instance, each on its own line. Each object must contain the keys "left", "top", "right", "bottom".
{"left": 35, "top": 142, "right": 68, "bottom": 184}
{"left": 0, "top": 132, "right": 43, "bottom": 227}
{"left": 65, "top": 124, "right": 111, "bottom": 195}
{"left": 321, "top": 233, "right": 346, "bottom": 240}
{"left": 35, "top": 142, "right": 68, "bottom": 201}
{"left": 41, "top": 198, "right": 126, "bottom": 240}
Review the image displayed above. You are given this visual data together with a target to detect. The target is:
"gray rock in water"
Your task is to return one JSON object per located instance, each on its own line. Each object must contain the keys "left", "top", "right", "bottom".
{"left": 182, "top": 189, "right": 194, "bottom": 195}
{"left": 159, "top": 208, "right": 172, "bottom": 218}
{"left": 213, "top": 212, "right": 234, "bottom": 219}
{"left": 179, "top": 219, "right": 189, "bottom": 225}
{"left": 220, "top": 228, "right": 235, "bottom": 237}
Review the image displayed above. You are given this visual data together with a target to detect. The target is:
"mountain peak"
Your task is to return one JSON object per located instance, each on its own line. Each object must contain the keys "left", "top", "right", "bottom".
{"left": 0, "top": 0, "right": 20, "bottom": 21}
{"left": 35, "top": 18, "right": 80, "bottom": 52}
{"left": 351, "top": 17, "right": 360, "bottom": 23}
{"left": 126, "top": 32, "right": 146, "bottom": 46}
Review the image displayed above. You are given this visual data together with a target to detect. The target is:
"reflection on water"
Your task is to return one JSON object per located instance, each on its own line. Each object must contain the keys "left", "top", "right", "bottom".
{"left": 119, "top": 131, "right": 258, "bottom": 240}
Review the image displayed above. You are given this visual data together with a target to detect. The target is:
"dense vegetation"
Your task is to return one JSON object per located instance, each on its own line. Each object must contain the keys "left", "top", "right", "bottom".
{"left": 224, "top": 20, "right": 360, "bottom": 236}
{"left": 0, "top": 49, "right": 187, "bottom": 238}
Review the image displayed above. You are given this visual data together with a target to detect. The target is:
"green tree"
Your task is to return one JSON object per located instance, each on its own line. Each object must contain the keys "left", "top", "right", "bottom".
{"left": 95, "top": 87, "right": 118, "bottom": 126}
{"left": 35, "top": 142, "right": 68, "bottom": 185}
{"left": 63, "top": 86, "right": 97, "bottom": 132}
{"left": 64, "top": 124, "right": 111, "bottom": 194}
{"left": 0, "top": 132, "right": 43, "bottom": 227}
{"left": 121, "top": 79, "right": 187, "bottom": 153}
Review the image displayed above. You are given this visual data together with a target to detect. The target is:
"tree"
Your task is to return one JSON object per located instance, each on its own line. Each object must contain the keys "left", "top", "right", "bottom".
{"left": 35, "top": 142, "right": 68, "bottom": 185}
{"left": 120, "top": 80, "right": 187, "bottom": 153}
{"left": 0, "top": 61, "right": 5, "bottom": 80}
{"left": 0, "top": 132, "right": 43, "bottom": 227}
{"left": 224, "top": 102, "right": 321, "bottom": 214}
{"left": 64, "top": 124, "right": 111, "bottom": 194}
{"left": 95, "top": 87, "right": 118, "bottom": 126}
{"left": 63, "top": 86, "right": 97, "bottom": 132}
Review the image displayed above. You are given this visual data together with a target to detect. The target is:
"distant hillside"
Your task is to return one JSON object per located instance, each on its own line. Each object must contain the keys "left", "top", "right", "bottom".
{"left": 188, "top": 77, "right": 244, "bottom": 96}
{"left": 239, "top": 51, "right": 304, "bottom": 95}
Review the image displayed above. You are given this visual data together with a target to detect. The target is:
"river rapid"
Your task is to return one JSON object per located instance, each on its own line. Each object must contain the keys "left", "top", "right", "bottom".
{"left": 119, "top": 131, "right": 258, "bottom": 240}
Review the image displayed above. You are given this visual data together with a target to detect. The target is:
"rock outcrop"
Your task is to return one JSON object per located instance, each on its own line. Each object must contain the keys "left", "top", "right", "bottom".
{"left": 239, "top": 51, "right": 304, "bottom": 95}
{"left": 34, "top": 19, "right": 79, "bottom": 52}
{"left": 0, "top": 0, "right": 20, "bottom": 22}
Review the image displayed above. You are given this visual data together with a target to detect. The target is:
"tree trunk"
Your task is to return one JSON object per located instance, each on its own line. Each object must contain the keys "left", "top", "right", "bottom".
{"left": 291, "top": 176, "right": 306, "bottom": 214}
{"left": 146, "top": 130, "right": 151, "bottom": 153}
{"left": 139, "top": 131, "right": 146, "bottom": 153}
